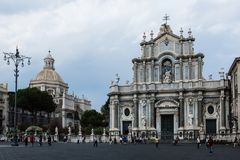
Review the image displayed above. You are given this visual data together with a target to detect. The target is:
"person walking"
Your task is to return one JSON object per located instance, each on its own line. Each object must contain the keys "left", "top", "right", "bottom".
{"left": 208, "top": 136, "right": 213, "bottom": 153}
{"left": 24, "top": 135, "right": 28, "bottom": 147}
{"left": 233, "top": 136, "right": 238, "bottom": 148}
{"left": 155, "top": 136, "right": 159, "bottom": 148}
{"left": 197, "top": 136, "right": 201, "bottom": 149}
{"left": 30, "top": 134, "right": 34, "bottom": 147}
{"left": 93, "top": 138, "right": 98, "bottom": 147}
{"left": 47, "top": 135, "right": 52, "bottom": 146}
{"left": 109, "top": 137, "right": 112, "bottom": 144}
{"left": 205, "top": 136, "right": 209, "bottom": 149}
{"left": 39, "top": 135, "right": 43, "bottom": 146}
{"left": 173, "top": 136, "right": 179, "bottom": 145}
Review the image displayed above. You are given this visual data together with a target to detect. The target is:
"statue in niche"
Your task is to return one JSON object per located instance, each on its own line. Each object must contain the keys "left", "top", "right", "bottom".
{"left": 188, "top": 115, "right": 193, "bottom": 126}
{"left": 163, "top": 70, "right": 172, "bottom": 83}
{"left": 141, "top": 117, "right": 146, "bottom": 127}
{"left": 162, "top": 59, "right": 172, "bottom": 83}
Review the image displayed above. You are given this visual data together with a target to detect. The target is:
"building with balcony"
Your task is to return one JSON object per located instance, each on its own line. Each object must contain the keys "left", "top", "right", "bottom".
{"left": 108, "top": 22, "right": 232, "bottom": 140}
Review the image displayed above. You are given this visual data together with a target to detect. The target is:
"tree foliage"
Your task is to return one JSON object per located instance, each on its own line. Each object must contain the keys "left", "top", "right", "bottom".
{"left": 100, "top": 97, "right": 110, "bottom": 127}
{"left": 80, "top": 109, "right": 105, "bottom": 135}
{"left": 8, "top": 87, "right": 57, "bottom": 124}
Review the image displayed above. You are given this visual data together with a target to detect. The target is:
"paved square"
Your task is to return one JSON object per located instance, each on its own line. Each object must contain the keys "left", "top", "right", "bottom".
{"left": 0, "top": 142, "right": 239, "bottom": 160}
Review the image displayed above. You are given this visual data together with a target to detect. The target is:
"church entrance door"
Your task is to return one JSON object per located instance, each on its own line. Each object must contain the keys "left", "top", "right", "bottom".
{"left": 206, "top": 119, "right": 216, "bottom": 135}
{"left": 161, "top": 115, "right": 174, "bottom": 140}
{"left": 122, "top": 121, "right": 132, "bottom": 135}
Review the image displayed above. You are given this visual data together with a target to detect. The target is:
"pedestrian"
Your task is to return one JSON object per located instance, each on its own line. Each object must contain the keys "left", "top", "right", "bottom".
{"left": 93, "top": 138, "right": 98, "bottom": 147}
{"left": 155, "top": 136, "right": 159, "bottom": 148}
{"left": 197, "top": 136, "right": 200, "bottom": 149}
{"left": 208, "top": 136, "right": 213, "bottom": 153}
{"left": 83, "top": 136, "right": 86, "bottom": 143}
{"left": 173, "top": 136, "right": 179, "bottom": 145}
{"left": 109, "top": 137, "right": 112, "bottom": 144}
{"left": 119, "top": 136, "right": 123, "bottom": 144}
{"left": 39, "top": 135, "right": 42, "bottom": 146}
{"left": 24, "top": 135, "right": 28, "bottom": 147}
{"left": 233, "top": 136, "right": 238, "bottom": 148}
{"left": 30, "top": 134, "right": 34, "bottom": 147}
{"left": 47, "top": 135, "right": 51, "bottom": 146}
{"left": 205, "top": 136, "right": 209, "bottom": 149}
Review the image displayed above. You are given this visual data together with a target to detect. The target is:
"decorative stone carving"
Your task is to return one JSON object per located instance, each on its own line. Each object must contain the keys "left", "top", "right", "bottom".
{"left": 188, "top": 115, "right": 193, "bottom": 126}
{"left": 163, "top": 71, "right": 172, "bottom": 83}
{"left": 55, "top": 126, "right": 58, "bottom": 135}
{"left": 141, "top": 117, "right": 146, "bottom": 127}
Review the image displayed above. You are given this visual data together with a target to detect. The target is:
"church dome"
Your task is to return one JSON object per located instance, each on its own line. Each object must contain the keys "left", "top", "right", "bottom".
{"left": 35, "top": 51, "right": 65, "bottom": 83}
{"left": 35, "top": 69, "right": 64, "bottom": 83}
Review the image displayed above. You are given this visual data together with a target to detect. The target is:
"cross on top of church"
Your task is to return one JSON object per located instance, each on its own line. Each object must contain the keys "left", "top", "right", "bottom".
{"left": 163, "top": 14, "right": 170, "bottom": 24}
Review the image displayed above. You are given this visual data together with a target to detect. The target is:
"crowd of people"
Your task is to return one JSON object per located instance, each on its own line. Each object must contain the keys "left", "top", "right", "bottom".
{"left": 23, "top": 134, "right": 53, "bottom": 147}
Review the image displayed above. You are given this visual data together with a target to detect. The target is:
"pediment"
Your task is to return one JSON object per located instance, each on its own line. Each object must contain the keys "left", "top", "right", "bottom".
{"left": 155, "top": 98, "right": 179, "bottom": 108}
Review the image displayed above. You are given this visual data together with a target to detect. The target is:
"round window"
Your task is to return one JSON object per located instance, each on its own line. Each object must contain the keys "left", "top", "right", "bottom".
{"left": 208, "top": 106, "right": 214, "bottom": 114}
{"left": 124, "top": 108, "right": 130, "bottom": 116}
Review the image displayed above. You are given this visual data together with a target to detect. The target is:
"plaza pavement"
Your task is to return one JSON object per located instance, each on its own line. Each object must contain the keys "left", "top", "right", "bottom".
{"left": 0, "top": 142, "right": 239, "bottom": 160}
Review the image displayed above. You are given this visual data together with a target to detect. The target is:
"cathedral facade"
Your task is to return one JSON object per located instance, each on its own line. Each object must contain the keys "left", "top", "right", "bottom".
{"left": 108, "top": 23, "right": 232, "bottom": 140}
{"left": 29, "top": 52, "right": 91, "bottom": 129}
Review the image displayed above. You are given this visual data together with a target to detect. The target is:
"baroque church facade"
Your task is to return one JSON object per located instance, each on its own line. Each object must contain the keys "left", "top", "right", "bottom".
{"left": 108, "top": 22, "right": 235, "bottom": 140}
{"left": 29, "top": 52, "right": 91, "bottom": 129}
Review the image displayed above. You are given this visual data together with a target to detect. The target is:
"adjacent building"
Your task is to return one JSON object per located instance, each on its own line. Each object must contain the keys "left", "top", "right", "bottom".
{"left": 0, "top": 83, "right": 9, "bottom": 133}
{"left": 108, "top": 22, "right": 234, "bottom": 140}
{"left": 228, "top": 57, "right": 240, "bottom": 133}
{"left": 29, "top": 51, "right": 91, "bottom": 128}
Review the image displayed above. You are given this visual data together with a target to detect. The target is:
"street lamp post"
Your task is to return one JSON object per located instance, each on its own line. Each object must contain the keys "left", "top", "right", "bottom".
{"left": 3, "top": 47, "right": 31, "bottom": 146}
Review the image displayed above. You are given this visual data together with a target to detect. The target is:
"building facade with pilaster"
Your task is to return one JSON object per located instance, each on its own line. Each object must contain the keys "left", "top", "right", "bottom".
{"left": 108, "top": 22, "right": 231, "bottom": 140}
{"left": 228, "top": 57, "right": 240, "bottom": 134}
{"left": 0, "top": 83, "right": 9, "bottom": 133}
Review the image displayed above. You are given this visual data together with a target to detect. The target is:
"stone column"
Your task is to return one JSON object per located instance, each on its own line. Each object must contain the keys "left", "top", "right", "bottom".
{"left": 225, "top": 96, "right": 230, "bottom": 129}
{"left": 159, "top": 65, "right": 162, "bottom": 82}
{"left": 180, "top": 40, "right": 183, "bottom": 55}
{"left": 150, "top": 44, "right": 154, "bottom": 57}
{"left": 133, "top": 96, "right": 138, "bottom": 128}
{"left": 133, "top": 62, "right": 138, "bottom": 83}
{"left": 110, "top": 101, "right": 114, "bottom": 129}
{"left": 62, "top": 110, "right": 66, "bottom": 128}
{"left": 150, "top": 98, "right": 155, "bottom": 128}
{"left": 220, "top": 94, "right": 225, "bottom": 127}
{"left": 197, "top": 97, "right": 203, "bottom": 126}
{"left": 143, "top": 61, "right": 146, "bottom": 82}
{"left": 151, "top": 60, "right": 154, "bottom": 82}
{"left": 179, "top": 58, "right": 183, "bottom": 80}
{"left": 114, "top": 101, "right": 119, "bottom": 129}
{"left": 179, "top": 96, "right": 184, "bottom": 127}
{"left": 189, "top": 58, "right": 192, "bottom": 80}
{"left": 198, "top": 57, "right": 202, "bottom": 79}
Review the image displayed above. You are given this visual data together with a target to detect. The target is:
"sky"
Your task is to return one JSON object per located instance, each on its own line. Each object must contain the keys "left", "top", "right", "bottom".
{"left": 0, "top": 0, "right": 240, "bottom": 111}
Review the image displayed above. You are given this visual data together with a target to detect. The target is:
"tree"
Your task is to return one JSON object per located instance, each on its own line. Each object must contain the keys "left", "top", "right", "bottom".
{"left": 100, "top": 97, "right": 110, "bottom": 127}
{"left": 8, "top": 87, "right": 57, "bottom": 125}
{"left": 80, "top": 109, "right": 104, "bottom": 135}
